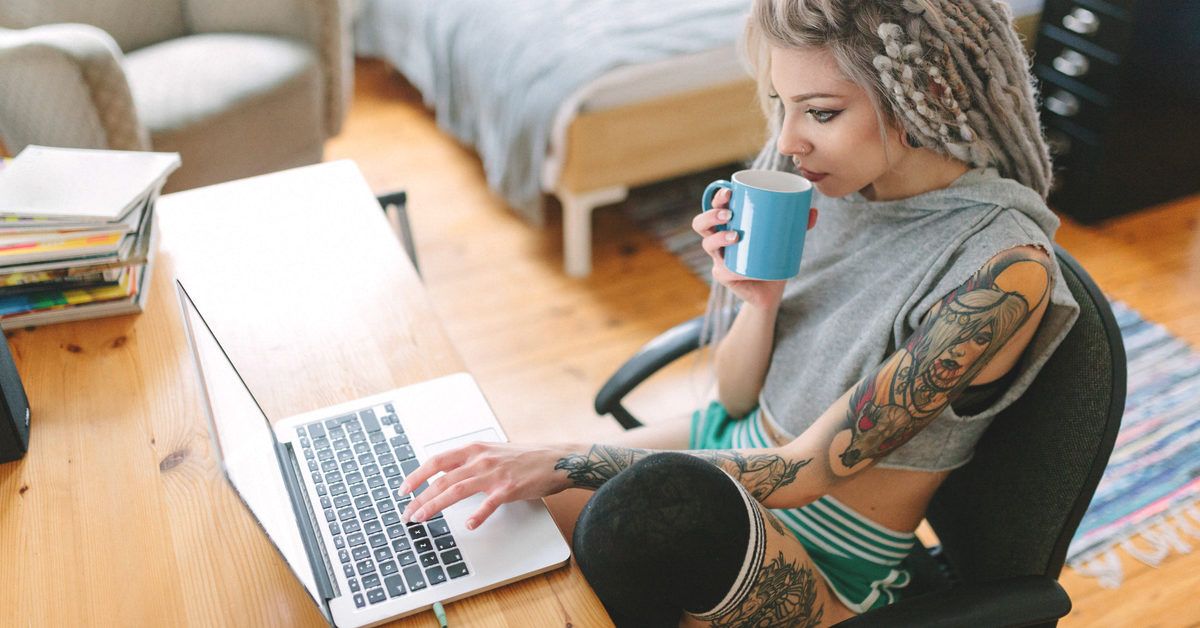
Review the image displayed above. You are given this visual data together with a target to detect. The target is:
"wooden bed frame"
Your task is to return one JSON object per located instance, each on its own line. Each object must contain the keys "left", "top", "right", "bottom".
{"left": 554, "top": 78, "right": 767, "bottom": 277}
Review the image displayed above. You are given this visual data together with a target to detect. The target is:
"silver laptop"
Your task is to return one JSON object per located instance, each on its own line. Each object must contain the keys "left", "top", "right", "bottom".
{"left": 176, "top": 281, "right": 570, "bottom": 627}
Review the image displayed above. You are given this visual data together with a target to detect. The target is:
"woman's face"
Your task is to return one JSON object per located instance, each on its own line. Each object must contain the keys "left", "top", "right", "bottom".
{"left": 769, "top": 46, "right": 906, "bottom": 199}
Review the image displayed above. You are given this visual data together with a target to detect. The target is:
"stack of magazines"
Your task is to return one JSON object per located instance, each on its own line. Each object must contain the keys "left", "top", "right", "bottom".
{"left": 0, "top": 146, "right": 180, "bottom": 328}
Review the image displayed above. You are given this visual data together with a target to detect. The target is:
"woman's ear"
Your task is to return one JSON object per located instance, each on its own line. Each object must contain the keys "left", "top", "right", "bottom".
{"left": 901, "top": 129, "right": 921, "bottom": 149}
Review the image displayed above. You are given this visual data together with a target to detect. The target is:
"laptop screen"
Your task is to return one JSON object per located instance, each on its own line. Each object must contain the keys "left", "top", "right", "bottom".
{"left": 177, "top": 283, "right": 324, "bottom": 611}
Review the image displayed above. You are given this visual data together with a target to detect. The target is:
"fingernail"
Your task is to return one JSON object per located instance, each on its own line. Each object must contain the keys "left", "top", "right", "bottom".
{"left": 725, "top": 231, "right": 737, "bottom": 242}
{"left": 412, "top": 508, "right": 425, "bottom": 522}
{"left": 397, "top": 482, "right": 408, "bottom": 494}
{"left": 718, "top": 210, "right": 731, "bottom": 221}
{"left": 466, "top": 518, "right": 477, "bottom": 530}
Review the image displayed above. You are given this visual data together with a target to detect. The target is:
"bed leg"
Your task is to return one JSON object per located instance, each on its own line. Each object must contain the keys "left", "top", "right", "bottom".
{"left": 559, "top": 186, "right": 629, "bottom": 278}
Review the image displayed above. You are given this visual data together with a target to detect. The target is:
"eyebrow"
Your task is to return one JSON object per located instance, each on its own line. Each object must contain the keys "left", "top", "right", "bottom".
{"left": 789, "top": 92, "right": 842, "bottom": 102}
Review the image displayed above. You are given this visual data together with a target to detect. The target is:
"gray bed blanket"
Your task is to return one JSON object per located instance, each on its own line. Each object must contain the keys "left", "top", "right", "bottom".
{"left": 355, "top": 0, "right": 751, "bottom": 225}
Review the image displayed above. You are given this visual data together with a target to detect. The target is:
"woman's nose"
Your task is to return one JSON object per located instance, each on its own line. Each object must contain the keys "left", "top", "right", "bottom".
{"left": 776, "top": 124, "right": 813, "bottom": 158}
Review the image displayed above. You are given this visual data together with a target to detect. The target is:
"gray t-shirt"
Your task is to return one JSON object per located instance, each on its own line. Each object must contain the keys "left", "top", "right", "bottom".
{"left": 752, "top": 157, "right": 1080, "bottom": 471}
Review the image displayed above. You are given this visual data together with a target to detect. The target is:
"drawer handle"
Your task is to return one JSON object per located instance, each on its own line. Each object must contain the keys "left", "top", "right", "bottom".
{"left": 1062, "top": 7, "right": 1100, "bottom": 35}
{"left": 1045, "top": 90, "right": 1082, "bottom": 117}
{"left": 1052, "top": 49, "right": 1091, "bottom": 77}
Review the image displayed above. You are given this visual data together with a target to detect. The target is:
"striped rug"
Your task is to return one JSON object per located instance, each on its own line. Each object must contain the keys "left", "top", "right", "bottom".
{"left": 622, "top": 165, "right": 1200, "bottom": 588}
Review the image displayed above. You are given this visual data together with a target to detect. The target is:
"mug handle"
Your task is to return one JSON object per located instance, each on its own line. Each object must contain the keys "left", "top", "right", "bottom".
{"left": 702, "top": 180, "right": 733, "bottom": 230}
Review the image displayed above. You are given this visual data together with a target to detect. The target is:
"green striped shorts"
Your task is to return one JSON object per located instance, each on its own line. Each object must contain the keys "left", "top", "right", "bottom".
{"left": 690, "top": 401, "right": 916, "bottom": 613}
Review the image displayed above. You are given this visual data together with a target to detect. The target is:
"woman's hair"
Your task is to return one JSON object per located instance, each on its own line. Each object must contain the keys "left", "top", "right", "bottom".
{"left": 744, "top": 0, "right": 1052, "bottom": 197}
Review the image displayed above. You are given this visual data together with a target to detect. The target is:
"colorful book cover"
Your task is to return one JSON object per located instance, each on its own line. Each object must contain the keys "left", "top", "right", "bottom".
{"left": 0, "top": 265, "right": 139, "bottom": 316}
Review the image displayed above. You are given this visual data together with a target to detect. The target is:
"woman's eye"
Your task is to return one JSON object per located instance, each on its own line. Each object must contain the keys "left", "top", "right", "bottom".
{"left": 807, "top": 109, "right": 841, "bottom": 123}
{"left": 768, "top": 91, "right": 780, "bottom": 100}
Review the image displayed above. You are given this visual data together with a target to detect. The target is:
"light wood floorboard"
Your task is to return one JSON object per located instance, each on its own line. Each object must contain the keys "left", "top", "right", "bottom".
{"left": 327, "top": 59, "right": 1200, "bottom": 628}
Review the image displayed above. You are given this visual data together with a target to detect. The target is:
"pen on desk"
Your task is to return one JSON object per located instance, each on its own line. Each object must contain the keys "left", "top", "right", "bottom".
{"left": 433, "top": 601, "right": 448, "bottom": 627}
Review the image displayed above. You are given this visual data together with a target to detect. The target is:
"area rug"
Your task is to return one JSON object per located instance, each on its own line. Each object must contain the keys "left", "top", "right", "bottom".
{"left": 622, "top": 166, "right": 1200, "bottom": 588}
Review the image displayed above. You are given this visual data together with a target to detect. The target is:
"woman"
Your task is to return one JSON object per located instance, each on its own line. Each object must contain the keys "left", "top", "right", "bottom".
{"left": 398, "top": 0, "right": 1080, "bottom": 625}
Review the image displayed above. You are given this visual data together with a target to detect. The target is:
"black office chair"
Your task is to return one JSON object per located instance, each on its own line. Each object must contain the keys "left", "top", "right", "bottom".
{"left": 595, "top": 244, "right": 1126, "bottom": 627}
{"left": 377, "top": 190, "right": 420, "bottom": 276}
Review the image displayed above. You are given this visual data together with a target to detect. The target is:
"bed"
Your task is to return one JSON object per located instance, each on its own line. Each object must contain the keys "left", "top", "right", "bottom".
{"left": 353, "top": 0, "right": 1043, "bottom": 277}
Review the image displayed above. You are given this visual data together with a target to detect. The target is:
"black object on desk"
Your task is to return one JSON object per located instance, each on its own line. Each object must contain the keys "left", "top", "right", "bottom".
{"left": 1035, "top": 0, "right": 1200, "bottom": 222}
{"left": 0, "top": 336, "right": 30, "bottom": 463}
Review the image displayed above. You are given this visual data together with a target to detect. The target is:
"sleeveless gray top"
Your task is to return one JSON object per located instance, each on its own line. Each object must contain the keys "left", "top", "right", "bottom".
{"left": 752, "top": 154, "right": 1080, "bottom": 472}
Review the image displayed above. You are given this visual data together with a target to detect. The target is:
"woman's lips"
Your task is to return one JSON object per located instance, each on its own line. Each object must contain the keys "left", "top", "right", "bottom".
{"left": 799, "top": 168, "right": 828, "bottom": 182}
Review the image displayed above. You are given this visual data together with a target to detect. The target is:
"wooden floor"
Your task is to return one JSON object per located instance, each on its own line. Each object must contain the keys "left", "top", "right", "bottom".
{"left": 327, "top": 59, "right": 1200, "bottom": 628}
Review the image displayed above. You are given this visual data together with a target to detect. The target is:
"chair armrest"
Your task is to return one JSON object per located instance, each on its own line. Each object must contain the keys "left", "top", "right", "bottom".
{"left": 594, "top": 315, "right": 704, "bottom": 429}
{"left": 834, "top": 575, "right": 1071, "bottom": 628}
{"left": 184, "top": 0, "right": 352, "bottom": 136}
{"left": 0, "top": 24, "right": 149, "bottom": 152}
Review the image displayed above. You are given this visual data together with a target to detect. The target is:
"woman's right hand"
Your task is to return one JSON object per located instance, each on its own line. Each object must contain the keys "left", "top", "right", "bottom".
{"left": 693, "top": 188, "right": 817, "bottom": 310}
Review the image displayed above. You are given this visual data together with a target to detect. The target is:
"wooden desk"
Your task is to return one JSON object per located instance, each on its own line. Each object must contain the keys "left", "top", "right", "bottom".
{"left": 0, "top": 161, "right": 608, "bottom": 627}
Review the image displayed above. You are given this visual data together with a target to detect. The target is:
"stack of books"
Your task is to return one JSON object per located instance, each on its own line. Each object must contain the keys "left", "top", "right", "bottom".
{"left": 0, "top": 146, "right": 180, "bottom": 328}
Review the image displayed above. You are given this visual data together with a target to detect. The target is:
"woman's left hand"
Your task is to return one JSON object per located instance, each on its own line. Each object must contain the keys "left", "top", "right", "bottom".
{"left": 397, "top": 441, "right": 575, "bottom": 530}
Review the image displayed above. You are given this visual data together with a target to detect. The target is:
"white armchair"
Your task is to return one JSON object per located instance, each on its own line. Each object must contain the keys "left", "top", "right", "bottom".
{"left": 0, "top": 0, "right": 351, "bottom": 191}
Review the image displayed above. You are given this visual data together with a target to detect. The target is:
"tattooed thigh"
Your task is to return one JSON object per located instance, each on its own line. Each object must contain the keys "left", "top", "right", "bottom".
{"left": 685, "top": 499, "right": 854, "bottom": 628}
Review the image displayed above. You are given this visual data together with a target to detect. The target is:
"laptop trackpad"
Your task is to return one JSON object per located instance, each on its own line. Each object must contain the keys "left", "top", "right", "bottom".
{"left": 424, "top": 428, "right": 502, "bottom": 457}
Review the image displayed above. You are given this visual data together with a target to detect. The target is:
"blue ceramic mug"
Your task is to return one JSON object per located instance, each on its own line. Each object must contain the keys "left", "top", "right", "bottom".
{"left": 701, "top": 169, "right": 814, "bottom": 280}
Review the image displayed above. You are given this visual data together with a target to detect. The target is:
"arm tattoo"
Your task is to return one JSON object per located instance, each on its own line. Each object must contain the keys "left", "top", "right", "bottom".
{"left": 709, "top": 552, "right": 823, "bottom": 628}
{"left": 553, "top": 445, "right": 811, "bottom": 501}
{"left": 838, "top": 248, "right": 1052, "bottom": 469}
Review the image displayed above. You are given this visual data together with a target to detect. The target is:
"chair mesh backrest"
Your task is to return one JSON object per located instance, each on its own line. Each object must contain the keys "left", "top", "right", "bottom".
{"left": 926, "top": 246, "right": 1126, "bottom": 581}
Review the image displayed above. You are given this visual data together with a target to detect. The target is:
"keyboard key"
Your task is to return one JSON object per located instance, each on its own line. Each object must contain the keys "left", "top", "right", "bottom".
{"left": 324, "top": 509, "right": 336, "bottom": 523}
{"left": 334, "top": 536, "right": 345, "bottom": 549}
{"left": 361, "top": 508, "right": 378, "bottom": 521}
{"left": 428, "top": 520, "right": 450, "bottom": 537}
{"left": 346, "top": 421, "right": 363, "bottom": 434}
{"left": 353, "top": 593, "right": 365, "bottom": 608}
{"left": 337, "top": 450, "right": 354, "bottom": 463}
{"left": 329, "top": 483, "right": 347, "bottom": 497}
{"left": 350, "top": 431, "right": 366, "bottom": 444}
{"left": 322, "top": 460, "right": 338, "bottom": 473}
{"left": 344, "top": 520, "right": 362, "bottom": 535}
{"left": 369, "top": 534, "right": 388, "bottom": 548}
{"left": 312, "top": 473, "right": 323, "bottom": 484}
{"left": 329, "top": 426, "right": 345, "bottom": 439}
{"left": 440, "top": 549, "right": 462, "bottom": 564}
{"left": 343, "top": 564, "right": 354, "bottom": 578}
{"left": 367, "top": 475, "right": 384, "bottom": 489}
{"left": 338, "top": 549, "right": 351, "bottom": 564}
{"left": 363, "top": 464, "right": 381, "bottom": 478}
{"left": 348, "top": 577, "right": 359, "bottom": 592}
{"left": 315, "top": 484, "right": 327, "bottom": 497}
{"left": 375, "top": 443, "right": 391, "bottom": 456}
{"left": 426, "top": 566, "right": 447, "bottom": 586}
{"left": 318, "top": 449, "right": 334, "bottom": 462}
{"left": 308, "top": 460, "right": 318, "bottom": 472}
{"left": 392, "top": 538, "right": 412, "bottom": 553}
{"left": 348, "top": 532, "right": 366, "bottom": 547}
{"left": 369, "top": 431, "right": 385, "bottom": 444}
{"left": 390, "top": 434, "right": 409, "bottom": 448}
{"left": 372, "top": 487, "right": 390, "bottom": 501}
{"left": 309, "top": 423, "right": 326, "bottom": 439}
{"left": 334, "top": 494, "right": 351, "bottom": 508}
{"left": 447, "top": 563, "right": 469, "bottom": 579}
{"left": 383, "top": 465, "right": 402, "bottom": 478}
{"left": 395, "top": 445, "right": 416, "bottom": 461}
{"left": 333, "top": 438, "right": 349, "bottom": 451}
{"left": 341, "top": 460, "right": 358, "bottom": 473}
{"left": 374, "top": 547, "right": 393, "bottom": 562}
{"left": 377, "top": 500, "right": 395, "bottom": 513}
{"left": 414, "top": 539, "right": 433, "bottom": 554}
{"left": 408, "top": 525, "right": 428, "bottom": 540}
{"left": 367, "top": 588, "right": 386, "bottom": 605}
{"left": 419, "top": 553, "right": 438, "bottom": 568}
{"left": 384, "top": 574, "right": 406, "bottom": 598}
{"left": 325, "top": 415, "right": 348, "bottom": 430}
{"left": 378, "top": 453, "right": 396, "bottom": 466}
{"left": 297, "top": 427, "right": 308, "bottom": 438}
{"left": 387, "top": 525, "right": 406, "bottom": 539}
{"left": 363, "top": 574, "right": 380, "bottom": 589}
{"left": 356, "top": 559, "right": 375, "bottom": 576}
{"left": 364, "top": 520, "right": 382, "bottom": 535}
{"left": 398, "top": 551, "right": 417, "bottom": 566}
{"left": 337, "top": 507, "right": 356, "bottom": 522}
{"left": 330, "top": 522, "right": 341, "bottom": 535}
{"left": 300, "top": 437, "right": 310, "bottom": 448}
{"left": 320, "top": 495, "right": 332, "bottom": 509}
{"left": 350, "top": 484, "right": 367, "bottom": 497}
{"left": 304, "top": 449, "right": 315, "bottom": 460}
{"left": 435, "top": 536, "right": 457, "bottom": 551}
{"left": 385, "top": 403, "right": 395, "bottom": 414}
{"left": 361, "top": 409, "right": 381, "bottom": 431}
{"left": 353, "top": 546, "right": 371, "bottom": 561}
{"left": 403, "top": 565, "right": 427, "bottom": 591}
{"left": 347, "top": 472, "right": 364, "bottom": 485}
{"left": 400, "top": 459, "right": 420, "bottom": 476}
{"left": 353, "top": 495, "right": 370, "bottom": 510}
{"left": 358, "top": 453, "right": 374, "bottom": 466}
{"left": 380, "top": 560, "right": 399, "bottom": 576}
{"left": 382, "top": 511, "right": 401, "bottom": 526}
{"left": 354, "top": 441, "right": 370, "bottom": 455}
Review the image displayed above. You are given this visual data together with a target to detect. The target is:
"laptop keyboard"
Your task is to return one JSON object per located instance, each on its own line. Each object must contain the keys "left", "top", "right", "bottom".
{"left": 297, "top": 404, "right": 471, "bottom": 609}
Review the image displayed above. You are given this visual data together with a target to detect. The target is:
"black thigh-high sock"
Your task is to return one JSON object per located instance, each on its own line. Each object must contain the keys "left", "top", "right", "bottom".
{"left": 572, "top": 452, "right": 765, "bottom": 627}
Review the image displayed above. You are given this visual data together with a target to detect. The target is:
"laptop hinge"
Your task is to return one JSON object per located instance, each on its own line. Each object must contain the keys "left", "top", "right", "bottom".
{"left": 277, "top": 441, "right": 339, "bottom": 620}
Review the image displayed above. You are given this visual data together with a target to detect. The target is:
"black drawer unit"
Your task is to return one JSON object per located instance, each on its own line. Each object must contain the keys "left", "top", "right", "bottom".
{"left": 1033, "top": 0, "right": 1200, "bottom": 223}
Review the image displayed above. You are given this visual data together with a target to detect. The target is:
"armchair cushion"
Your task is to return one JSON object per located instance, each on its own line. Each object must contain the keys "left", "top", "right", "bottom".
{"left": 123, "top": 33, "right": 323, "bottom": 190}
